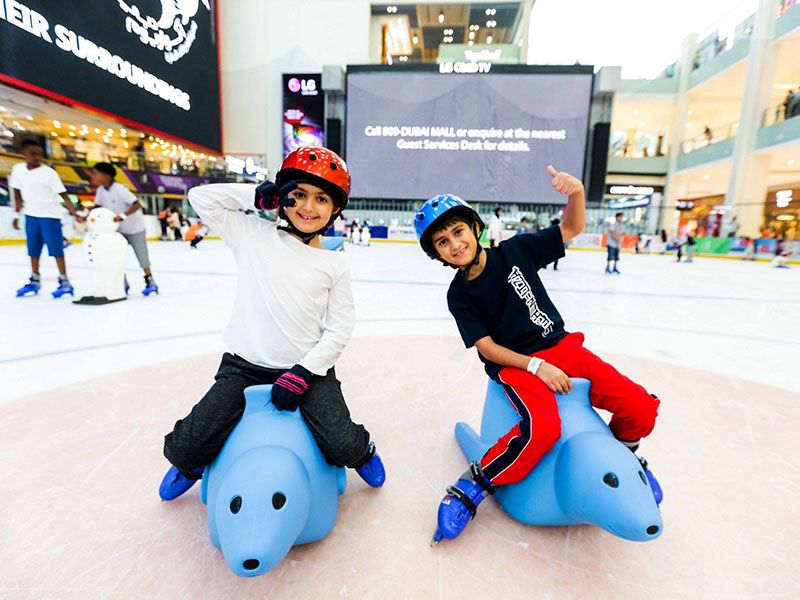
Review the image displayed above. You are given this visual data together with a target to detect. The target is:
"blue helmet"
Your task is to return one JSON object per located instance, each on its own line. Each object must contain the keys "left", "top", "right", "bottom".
{"left": 415, "top": 194, "right": 485, "bottom": 263}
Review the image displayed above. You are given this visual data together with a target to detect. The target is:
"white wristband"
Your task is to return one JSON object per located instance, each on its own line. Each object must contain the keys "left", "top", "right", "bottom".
{"left": 118, "top": 212, "right": 127, "bottom": 220}
{"left": 527, "top": 357, "right": 544, "bottom": 375}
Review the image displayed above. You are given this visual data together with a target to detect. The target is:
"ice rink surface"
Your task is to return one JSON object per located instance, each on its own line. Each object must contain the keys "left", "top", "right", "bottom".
{"left": 1, "top": 240, "right": 799, "bottom": 598}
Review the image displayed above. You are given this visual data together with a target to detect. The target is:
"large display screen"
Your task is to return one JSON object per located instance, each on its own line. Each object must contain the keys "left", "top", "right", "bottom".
{"left": 0, "top": 0, "right": 221, "bottom": 152}
{"left": 346, "top": 65, "right": 593, "bottom": 203}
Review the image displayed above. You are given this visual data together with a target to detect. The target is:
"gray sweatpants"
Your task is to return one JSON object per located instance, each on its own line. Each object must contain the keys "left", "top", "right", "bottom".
{"left": 163, "top": 352, "right": 370, "bottom": 472}
{"left": 121, "top": 230, "right": 151, "bottom": 270}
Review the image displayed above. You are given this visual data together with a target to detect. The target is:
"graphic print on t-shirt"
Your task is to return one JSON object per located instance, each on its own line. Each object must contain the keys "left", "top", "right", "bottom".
{"left": 507, "top": 265, "right": 554, "bottom": 336}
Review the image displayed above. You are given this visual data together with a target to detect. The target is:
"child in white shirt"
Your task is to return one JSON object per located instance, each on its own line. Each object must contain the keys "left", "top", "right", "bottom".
{"left": 159, "top": 147, "right": 385, "bottom": 500}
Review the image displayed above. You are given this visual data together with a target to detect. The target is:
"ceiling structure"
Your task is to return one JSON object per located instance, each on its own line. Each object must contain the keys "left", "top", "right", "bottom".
{"left": 371, "top": 3, "right": 524, "bottom": 63}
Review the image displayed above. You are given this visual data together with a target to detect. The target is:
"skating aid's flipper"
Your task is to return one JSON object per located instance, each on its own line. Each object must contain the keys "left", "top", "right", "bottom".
{"left": 454, "top": 422, "right": 490, "bottom": 463}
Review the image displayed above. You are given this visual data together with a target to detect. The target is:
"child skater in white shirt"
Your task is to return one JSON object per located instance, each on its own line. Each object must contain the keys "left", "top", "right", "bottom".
{"left": 159, "top": 147, "right": 385, "bottom": 499}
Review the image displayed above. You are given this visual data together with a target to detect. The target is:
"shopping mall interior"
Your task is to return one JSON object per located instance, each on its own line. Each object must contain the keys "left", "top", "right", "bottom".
{"left": 1, "top": 1, "right": 798, "bottom": 598}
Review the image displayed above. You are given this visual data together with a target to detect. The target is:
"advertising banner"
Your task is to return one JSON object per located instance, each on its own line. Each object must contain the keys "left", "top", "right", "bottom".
{"left": 282, "top": 73, "right": 324, "bottom": 158}
{"left": 0, "top": 0, "right": 222, "bottom": 152}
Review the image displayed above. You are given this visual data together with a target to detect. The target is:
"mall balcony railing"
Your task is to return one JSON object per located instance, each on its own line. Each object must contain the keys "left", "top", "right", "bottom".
{"left": 44, "top": 140, "right": 233, "bottom": 180}
{"left": 681, "top": 122, "right": 738, "bottom": 154}
{"left": 762, "top": 99, "right": 800, "bottom": 128}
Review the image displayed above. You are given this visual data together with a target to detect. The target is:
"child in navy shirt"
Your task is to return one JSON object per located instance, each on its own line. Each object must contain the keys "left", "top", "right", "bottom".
{"left": 415, "top": 166, "right": 662, "bottom": 543}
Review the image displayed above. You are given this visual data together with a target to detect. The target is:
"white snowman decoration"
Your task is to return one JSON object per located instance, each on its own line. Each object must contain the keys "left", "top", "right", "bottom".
{"left": 75, "top": 207, "right": 128, "bottom": 304}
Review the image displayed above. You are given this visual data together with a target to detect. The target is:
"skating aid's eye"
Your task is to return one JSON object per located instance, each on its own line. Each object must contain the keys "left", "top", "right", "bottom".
{"left": 329, "top": 162, "right": 337, "bottom": 170}
{"left": 603, "top": 473, "right": 619, "bottom": 488}
{"left": 309, "top": 153, "right": 317, "bottom": 161}
{"left": 272, "top": 492, "right": 286, "bottom": 509}
{"left": 230, "top": 495, "right": 242, "bottom": 513}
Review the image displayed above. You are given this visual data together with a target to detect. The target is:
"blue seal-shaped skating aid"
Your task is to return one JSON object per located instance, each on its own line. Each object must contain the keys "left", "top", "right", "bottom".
{"left": 200, "top": 385, "right": 347, "bottom": 577}
{"left": 455, "top": 378, "right": 662, "bottom": 541}
{"left": 320, "top": 237, "right": 346, "bottom": 251}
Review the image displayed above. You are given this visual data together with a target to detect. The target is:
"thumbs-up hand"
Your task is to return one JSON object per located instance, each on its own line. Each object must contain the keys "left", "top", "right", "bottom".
{"left": 547, "top": 165, "right": 584, "bottom": 196}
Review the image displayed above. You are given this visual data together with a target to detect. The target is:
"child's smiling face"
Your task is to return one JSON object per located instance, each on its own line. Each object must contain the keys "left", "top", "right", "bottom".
{"left": 431, "top": 218, "right": 479, "bottom": 269}
{"left": 283, "top": 182, "right": 337, "bottom": 234}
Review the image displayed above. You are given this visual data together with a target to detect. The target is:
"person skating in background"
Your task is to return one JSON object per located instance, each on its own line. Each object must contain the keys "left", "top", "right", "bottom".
{"left": 488, "top": 207, "right": 503, "bottom": 248}
{"left": 11, "top": 139, "right": 85, "bottom": 298}
{"left": 158, "top": 207, "right": 169, "bottom": 240}
{"left": 185, "top": 221, "right": 208, "bottom": 248}
{"left": 90, "top": 162, "right": 158, "bottom": 295}
{"left": 517, "top": 217, "right": 531, "bottom": 234}
{"left": 414, "top": 165, "right": 661, "bottom": 545}
{"left": 742, "top": 237, "right": 756, "bottom": 261}
{"left": 544, "top": 217, "right": 563, "bottom": 270}
{"left": 167, "top": 207, "right": 183, "bottom": 241}
{"left": 159, "top": 147, "right": 385, "bottom": 501}
{"left": 684, "top": 232, "right": 697, "bottom": 263}
{"left": 659, "top": 229, "right": 668, "bottom": 255}
{"left": 606, "top": 212, "right": 625, "bottom": 274}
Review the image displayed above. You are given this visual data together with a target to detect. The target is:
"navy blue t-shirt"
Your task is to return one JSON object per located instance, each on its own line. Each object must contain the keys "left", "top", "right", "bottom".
{"left": 447, "top": 225, "right": 568, "bottom": 378}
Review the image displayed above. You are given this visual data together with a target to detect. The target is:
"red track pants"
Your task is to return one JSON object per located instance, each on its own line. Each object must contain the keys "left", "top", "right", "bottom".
{"left": 480, "top": 332, "right": 660, "bottom": 485}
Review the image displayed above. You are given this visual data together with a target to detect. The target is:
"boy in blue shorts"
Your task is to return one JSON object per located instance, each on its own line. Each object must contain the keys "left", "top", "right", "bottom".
{"left": 11, "top": 139, "right": 84, "bottom": 298}
{"left": 415, "top": 166, "right": 662, "bottom": 544}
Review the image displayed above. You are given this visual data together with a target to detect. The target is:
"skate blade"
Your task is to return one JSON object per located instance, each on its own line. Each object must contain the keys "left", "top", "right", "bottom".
{"left": 430, "top": 529, "right": 444, "bottom": 547}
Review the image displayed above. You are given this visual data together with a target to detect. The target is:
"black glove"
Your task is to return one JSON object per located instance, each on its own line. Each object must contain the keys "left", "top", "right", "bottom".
{"left": 254, "top": 180, "right": 298, "bottom": 211}
{"left": 271, "top": 364, "right": 312, "bottom": 411}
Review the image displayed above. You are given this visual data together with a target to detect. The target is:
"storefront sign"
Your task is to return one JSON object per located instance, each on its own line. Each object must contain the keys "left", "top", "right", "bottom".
{"left": 608, "top": 197, "right": 650, "bottom": 209}
{"left": 282, "top": 73, "right": 324, "bottom": 158}
{"left": 0, "top": 0, "right": 221, "bottom": 152}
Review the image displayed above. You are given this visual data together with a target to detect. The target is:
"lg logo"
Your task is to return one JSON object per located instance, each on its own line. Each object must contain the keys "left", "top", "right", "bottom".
{"left": 288, "top": 77, "right": 318, "bottom": 96}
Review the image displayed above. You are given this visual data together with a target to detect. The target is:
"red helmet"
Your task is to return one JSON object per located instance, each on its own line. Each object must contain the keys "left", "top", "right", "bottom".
{"left": 276, "top": 147, "right": 350, "bottom": 209}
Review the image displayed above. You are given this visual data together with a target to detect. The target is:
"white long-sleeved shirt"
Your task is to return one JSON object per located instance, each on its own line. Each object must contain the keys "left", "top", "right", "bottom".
{"left": 188, "top": 183, "right": 354, "bottom": 375}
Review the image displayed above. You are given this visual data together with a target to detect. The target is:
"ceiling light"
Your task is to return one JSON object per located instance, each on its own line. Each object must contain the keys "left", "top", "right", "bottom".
{"left": 123, "top": 141, "right": 129, "bottom": 148}
{"left": 468, "top": 40, "right": 474, "bottom": 46}
{"left": 69, "top": 131, "right": 76, "bottom": 137}
{"left": 438, "top": 12, "right": 444, "bottom": 23}
{"left": 487, "top": 35, "right": 493, "bottom": 44}
{"left": 485, "top": 8, "right": 491, "bottom": 15}
{"left": 633, "top": 109, "right": 640, "bottom": 116}
{"left": 703, "top": 174, "right": 710, "bottom": 180}
{"left": 50, "top": 131, "right": 57, "bottom": 136}
{"left": 469, "top": 31, "right": 475, "bottom": 39}
{"left": 94, "top": 128, "right": 101, "bottom": 134}
{"left": 69, "top": 124, "right": 76, "bottom": 130}
{"left": 687, "top": 110, "right": 693, "bottom": 115}
{"left": 139, "top": 132, "right": 145, "bottom": 137}
{"left": 102, "top": 135, "right": 110, "bottom": 143}
{"left": 788, "top": 159, "right": 795, "bottom": 165}
{"left": 25, "top": 115, "right": 33, "bottom": 120}
{"left": 686, "top": 122, "right": 693, "bottom": 127}
{"left": 12, "top": 120, "right": 22, "bottom": 128}
{"left": 53, "top": 120, "right": 60, "bottom": 128}
{"left": 638, "top": 121, "right": 646, "bottom": 127}
{"left": 0, "top": 106, "right": 6, "bottom": 112}
{"left": 412, "top": 35, "right": 418, "bottom": 44}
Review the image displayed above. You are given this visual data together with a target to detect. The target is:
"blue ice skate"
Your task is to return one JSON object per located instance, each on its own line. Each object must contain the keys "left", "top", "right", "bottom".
{"left": 431, "top": 461, "right": 496, "bottom": 545}
{"left": 612, "top": 267, "right": 621, "bottom": 274}
{"left": 159, "top": 466, "right": 203, "bottom": 501}
{"left": 604, "top": 266, "right": 612, "bottom": 274}
{"left": 635, "top": 455, "right": 662, "bottom": 505}
{"left": 16, "top": 276, "right": 41, "bottom": 297}
{"left": 52, "top": 278, "right": 74, "bottom": 298}
{"left": 353, "top": 442, "right": 386, "bottom": 487}
{"left": 142, "top": 276, "right": 158, "bottom": 296}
